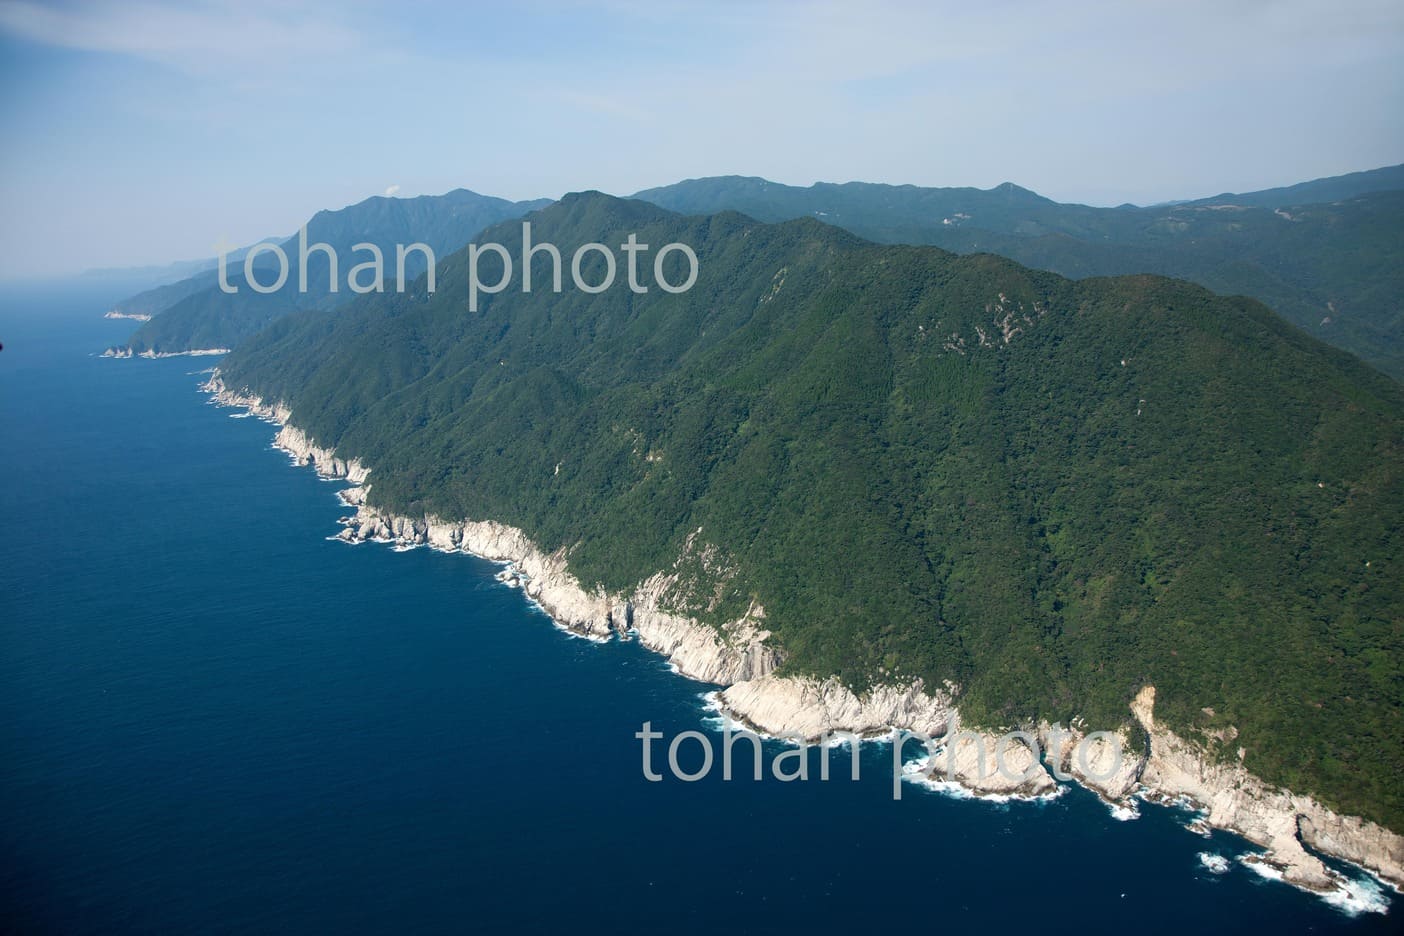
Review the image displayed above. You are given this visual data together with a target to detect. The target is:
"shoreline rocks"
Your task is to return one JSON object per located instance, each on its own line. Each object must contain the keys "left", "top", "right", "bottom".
{"left": 719, "top": 675, "right": 951, "bottom": 740}
{"left": 202, "top": 369, "right": 1403, "bottom": 903}
{"left": 103, "top": 346, "right": 230, "bottom": 358}
{"left": 1130, "top": 686, "right": 1404, "bottom": 891}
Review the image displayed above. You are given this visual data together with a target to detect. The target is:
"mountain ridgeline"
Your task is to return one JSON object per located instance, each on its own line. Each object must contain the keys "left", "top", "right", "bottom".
{"left": 112, "top": 189, "right": 551, "bottom": 354}
{"left": 634, "top": 168, "right": 1404, "bottom": 380}
{"left": 217, "top": 193, "right": 1404, "bottom": 830}
{"left": 110, "top": 167, "right": 1404, "bottom": 381}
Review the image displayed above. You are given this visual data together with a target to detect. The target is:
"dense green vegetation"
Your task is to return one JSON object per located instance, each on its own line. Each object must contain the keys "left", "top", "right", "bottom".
{"left": 219, "top": 193, "right": 1404, "bottom": 830}
{"left": 113, "top": 189, "right": 551, "bottom": 354}
{"left": 116, "top": 165, "right": 1404, "bottom": 378}
{"left": 636, "top": 170, "right": 1404, "bottom": 379}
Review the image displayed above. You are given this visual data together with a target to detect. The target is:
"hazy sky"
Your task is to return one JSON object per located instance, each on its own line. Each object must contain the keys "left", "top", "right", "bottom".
{"left": 1, "top": 0, "right": 1401, "bottom": 277}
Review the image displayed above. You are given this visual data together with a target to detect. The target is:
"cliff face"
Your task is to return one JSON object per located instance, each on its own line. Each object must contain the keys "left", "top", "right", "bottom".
{"left": 277, "top": 424, "right": 369, "bottom": 485}
{"left": 345, "top": 508, "right": 779, "bottom": 684}
{"left": 720, "top": 675, "right": 951, "bottom": 740}
{"left": 203, "top": 377, "right": 367, "bottom": 484}
{"left": 339, "top": 501, "right": 1058, "bottom": 799}
{"left": 1039, "top": 723, "right": 1145, "bottom": 802}
{"left": 1131, "top": 686, "right": 1404, "bottom": 890}
{"left": 203, "top": 370, "right": 1402, "bottom": 900}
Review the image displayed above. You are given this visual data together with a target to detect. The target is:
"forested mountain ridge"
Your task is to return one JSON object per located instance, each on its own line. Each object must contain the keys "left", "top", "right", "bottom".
{"left": 108, "top": 189, "right": 551, "bottom": 354}
{"left": 109, "top": 166, "right": 1404, "bottom": 377}
{"left": 216, "top": 192, "right": 1404, "bottom": 831}
{"left": 635, "top": 168, "right": 1404, "bottom": 378}
{"left": 1178, "top": 163, "right": 1404, "bottom": 208}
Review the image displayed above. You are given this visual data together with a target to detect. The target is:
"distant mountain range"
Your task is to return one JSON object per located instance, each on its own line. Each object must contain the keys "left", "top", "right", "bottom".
{"left": 109, "top": 189, "right": 551, "bottom": 354}
{"left": 634, "top": 165, "right": 1404, "bottom": 379}
{"left": 1176, "top": 163, "right": 1404, "bottom": 208}
{"left": 106, "top": 164, "right": 1404, "bottom": 380}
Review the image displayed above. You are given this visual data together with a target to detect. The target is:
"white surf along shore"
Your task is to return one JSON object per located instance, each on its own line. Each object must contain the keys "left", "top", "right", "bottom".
{"left": 203, "top": 370, "right": 1402, "bottom": 908}
{"left": 103, "top": 346, "right": 231, "bottom": 359}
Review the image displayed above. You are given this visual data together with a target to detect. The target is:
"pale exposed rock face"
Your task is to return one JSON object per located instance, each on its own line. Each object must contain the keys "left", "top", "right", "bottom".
{"left": 203, "top": 370, "right": 1404, "bottom": 895}
{"left": 275, "top": 424, "right": 369, "bottom": 484}
{"left": 1131, "top": 686, "right": 1404, "bottom": 890}
{"left": 720, "top": 675, "right": 951, "bottom": 740}
{"left": 940, "top": 725, "right": 1056, "bottom": 796}
{"left": 631, "top": 608, "right": 776, "bottom": 685}
{"left": 343, "top": 509, "right": 780, "bottom": 677}
{"left": 1039, "top": 723, "right": 1145, "bottom": 802}
{"left": 1298, "top": 813, "right": 1404, "bottom": 890}
{"left": 103, "top": 346, "right": 229, "bottom": 358}
{"left": 629, "top": 566, "right": 778, "bottom": 685}
{"left": 203, "top": 374, "right": 367, "bottom": 483}
{"left": 202, "top": 375, "right": 291, "bottom": 424}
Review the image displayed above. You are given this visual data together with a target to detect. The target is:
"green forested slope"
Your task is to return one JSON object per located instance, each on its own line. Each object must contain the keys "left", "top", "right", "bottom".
{"left": 635, "top": 173, "right": 1404, "bottom": 379}
{"left": 114, "top": 189, "right": 551, "bottom": 354}
{"left": 219, "top": 193, "right": 1404, "bottom": 829}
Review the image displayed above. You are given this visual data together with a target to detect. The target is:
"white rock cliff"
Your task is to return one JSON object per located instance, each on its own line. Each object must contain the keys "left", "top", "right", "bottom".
{"left": 203, "top": 370, "right": 1402, "bottom": 900}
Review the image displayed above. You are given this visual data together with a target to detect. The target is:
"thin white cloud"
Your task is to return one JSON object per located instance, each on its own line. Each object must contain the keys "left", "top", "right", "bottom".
{"left": 384, "top": 184, "right": 400, "bottom": 197}
{"left": 0, "top": 0, "right": 366, "bottom": 74}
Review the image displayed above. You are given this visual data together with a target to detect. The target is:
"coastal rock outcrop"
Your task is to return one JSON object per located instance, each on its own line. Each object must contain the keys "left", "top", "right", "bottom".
{"left": 203, "top": 375, "right": 367, "bottom": 483}
{"left": 940, "top": 724, "right": 1057, "bottom": 797}
{"left": 1297, "top": 813, "right": 1404, "bottom": 890}
{"left": 103, "top": 346, "right": 229, "bottom": 358}
{"left": 202, "top": 368, "right": 1404, "bottom": 902}
{"left": 340, "top": 508, "right": 778, "bottom": 680}
{"left": 1131, "top": 686, "right": 1404, "bottom": 890}
{"left": 719, "top": 675, "right": 951, "bottom": 740}
{"left": 276, "top": 424, "right": 369, "bottom": 484}
{"left": 1039, "top": 723, "right": 1145, "bottom": 802}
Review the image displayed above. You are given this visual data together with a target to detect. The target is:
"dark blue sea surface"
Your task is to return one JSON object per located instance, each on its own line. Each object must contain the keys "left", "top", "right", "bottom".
{"left": 1, "top": 278, "right": 1396, "bottom": 934}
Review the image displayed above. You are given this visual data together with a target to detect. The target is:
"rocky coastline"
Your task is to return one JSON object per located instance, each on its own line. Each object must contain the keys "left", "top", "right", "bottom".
{"left": 103, "top": 346, "right": 231, "bottom": 359}
{"left": 202, "top": 369, "right": 1403, "bottom": 905}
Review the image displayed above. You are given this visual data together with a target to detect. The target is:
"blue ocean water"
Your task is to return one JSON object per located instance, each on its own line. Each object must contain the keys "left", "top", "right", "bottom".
{"left": 0, "top": 278, "right": 1396, "bottom": 934}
